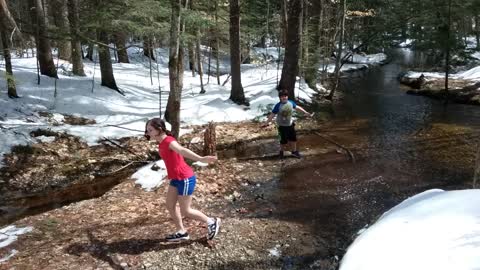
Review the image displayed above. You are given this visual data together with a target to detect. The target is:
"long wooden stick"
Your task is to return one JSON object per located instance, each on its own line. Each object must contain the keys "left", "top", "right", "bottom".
{"left": 101, "top": 136, "right": 143, "bottom": 159}
{"left": 313, "top": 131, "right": 355, "bottom": 163}
{"left": 104, "top": 124, "right": 144, "bottom": 132}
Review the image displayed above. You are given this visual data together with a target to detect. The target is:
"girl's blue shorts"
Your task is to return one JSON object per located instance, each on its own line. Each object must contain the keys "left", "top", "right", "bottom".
{"left": 169, "top": 175, "right": 196, "bottom": 196}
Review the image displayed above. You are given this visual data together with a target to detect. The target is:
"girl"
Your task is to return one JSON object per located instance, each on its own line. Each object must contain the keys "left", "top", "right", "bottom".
{"left": 145, "top": 118, "right": 220, "bottom": 241}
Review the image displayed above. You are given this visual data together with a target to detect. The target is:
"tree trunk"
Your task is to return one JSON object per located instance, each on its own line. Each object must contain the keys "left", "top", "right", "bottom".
{"left": 278, "top": 0, "right": 302, "bottom": 99}
{"left": 114, "top": 32, "right": 129, "bottom": 63}
{"left": 328, "top": 0, "right": 345, "bottom": 100}
{"left": 196, "top": 29, "right": 205, "bottom": 93}
{"left": 143, "top": 37, "right": 155, "bottom": 60}
{"left": 281, "top": 0, "right": 288, "bottom": 46}
{"left": 86, "top": 43, "right": 94, "bottom": 61}
{"left": 97, "top": 30, "right": 118, "bottom": 91}
{"left": 322, "top": 2, "right": 333, "bottom": 80}
{"left": 444, "top": 0, "right": 452, "bottom": 105}
{"left": 476, "top": 16, "right": 480, "bottom": 50}
{"left": 203, "top": 122, "right": 216, "bottom": 155}
{"left": 1, "top": 29, "right": 18, "bottom": 98}
{"left": 229, "top": 0, "right": 247, "bottom": 105}
{"left": 67, "top": 0, "right": 85, "bottom": 76}
{"left": 242, "top": 40, "right": 251, "bottom": 64}
{"left": 29, "top": 0, "right": 58, "bottom": 78}
{"left": 188, "top": 41, "right": 196, "bottom": 75}
{"left": 50, "top": 0, "right": 71, "bottom": 61}
{"left": 0, "top": 0, "right": 19, "bottom": 32}
{"left": 304, "top": 0, "right": 322, "bottom": 90}
{"left": 298, "top": 0, "right": 305, "bottom": 79}
{"left": 215, "top": 1, "right": 220, "bottom": 85}
{"left": 165, "top": 0, "right": 183, "bottom": 138}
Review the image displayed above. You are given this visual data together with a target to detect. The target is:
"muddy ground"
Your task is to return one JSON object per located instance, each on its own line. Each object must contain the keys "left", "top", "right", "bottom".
{"left": 0, "top": 118, "right": 476, "bottom": 270}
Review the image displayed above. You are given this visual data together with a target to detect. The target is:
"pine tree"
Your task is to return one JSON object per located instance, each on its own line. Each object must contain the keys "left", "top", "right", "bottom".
{"left": 229, "top": 0, "right": 247, "bottom": 105}
{"left": 29, "top": 0, "right": 58, "bottom": 79}
{"left": 278, "top": 0, "right": 302, "bottom": 98}
{"left": 165, "top": 0, "right": 183, "bottom": 138}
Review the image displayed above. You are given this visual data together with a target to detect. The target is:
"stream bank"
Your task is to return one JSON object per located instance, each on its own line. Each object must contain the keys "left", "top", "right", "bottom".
{"left": 1, "top": 116, "right": 476, "bottom": 269}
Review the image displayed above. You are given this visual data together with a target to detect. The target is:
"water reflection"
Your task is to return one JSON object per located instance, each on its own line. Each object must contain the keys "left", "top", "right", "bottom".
{"left": 334, "top": 49, "right": 479, "bottom": 134}
{"left": 273, "top": 48, "right": 478, "bottom": 258}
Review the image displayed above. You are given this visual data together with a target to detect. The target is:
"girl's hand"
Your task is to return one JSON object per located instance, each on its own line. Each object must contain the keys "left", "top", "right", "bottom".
{"left": 201, "top": 156, "right": 218, "bottom": 163}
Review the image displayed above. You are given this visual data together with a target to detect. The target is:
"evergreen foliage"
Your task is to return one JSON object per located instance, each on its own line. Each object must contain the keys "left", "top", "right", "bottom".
{"left": 2, "top": 0, "right": 480, "bottom": 101}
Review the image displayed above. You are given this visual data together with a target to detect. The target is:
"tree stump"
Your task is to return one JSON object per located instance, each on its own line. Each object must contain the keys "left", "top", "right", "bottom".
{"left": 203, "top": 122, "right": 216, "bottom": 155}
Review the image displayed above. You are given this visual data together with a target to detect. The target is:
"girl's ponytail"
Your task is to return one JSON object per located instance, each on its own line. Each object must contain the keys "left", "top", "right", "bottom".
{"left": 144, "top": 118, "right": 174, "bottom": 138}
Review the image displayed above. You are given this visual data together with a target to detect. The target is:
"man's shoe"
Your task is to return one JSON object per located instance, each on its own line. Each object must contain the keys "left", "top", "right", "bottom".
{"left": 165, "top": 232, "right": 190, "bottom": 242}
{"left": 207, "top": 218, "right": 221, "bottom": 240}
{"left": 292, "top": 151, "right": 302, "bottom": 158}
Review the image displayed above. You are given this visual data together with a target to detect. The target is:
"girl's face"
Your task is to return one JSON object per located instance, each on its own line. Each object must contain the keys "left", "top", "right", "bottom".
{"left": 146, "top": 122, "right": 163, "bottom": 141}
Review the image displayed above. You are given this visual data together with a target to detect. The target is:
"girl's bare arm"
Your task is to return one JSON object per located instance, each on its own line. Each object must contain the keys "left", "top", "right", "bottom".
{"left": 169, "top": 141, "right": 217, "bottom": 163}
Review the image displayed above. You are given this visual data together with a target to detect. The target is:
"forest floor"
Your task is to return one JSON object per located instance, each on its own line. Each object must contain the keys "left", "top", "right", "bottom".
{"left": 0, "top": 117, "right": 476, "bottom": 270}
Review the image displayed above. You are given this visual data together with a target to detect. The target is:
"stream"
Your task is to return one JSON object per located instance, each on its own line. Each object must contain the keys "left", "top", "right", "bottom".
{"left": 267, "top": 48, "right": 480, "bottom": 265}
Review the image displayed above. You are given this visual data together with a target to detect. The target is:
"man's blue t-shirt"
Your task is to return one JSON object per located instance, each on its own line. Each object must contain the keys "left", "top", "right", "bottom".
{"left": 272, "top": 100, "right": 296, "bottom": 126}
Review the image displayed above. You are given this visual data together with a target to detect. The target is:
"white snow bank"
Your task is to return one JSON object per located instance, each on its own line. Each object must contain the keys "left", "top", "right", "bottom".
{"left": 340, "top": 189, "right": 480, "bottom": 270}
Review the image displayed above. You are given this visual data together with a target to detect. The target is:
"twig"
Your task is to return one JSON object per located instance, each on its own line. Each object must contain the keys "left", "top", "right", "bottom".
{"left": 102, "top": 157, "right": 148, "bottom": 164}
{"left": 222, "top": 74, "right": 231, "bottom": 86}
{"left": 104, "top": 125, "right": 144, "bottom": 133}
{"left": 101, "top": 136, "right": 143, "bottom": 160}
{"left": 94, "top": 161, "right": 136, "bottom": 177}
{"left": 313, "top": 131, "right": 356, "bottom": 163}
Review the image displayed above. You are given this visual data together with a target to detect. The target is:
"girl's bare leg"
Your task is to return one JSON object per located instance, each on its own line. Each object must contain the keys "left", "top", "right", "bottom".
{"left": 166, "top": 185, "right": 185, "bottom": 232}
{"left": 178, "top": 195, "right": 209, "bottom": 223}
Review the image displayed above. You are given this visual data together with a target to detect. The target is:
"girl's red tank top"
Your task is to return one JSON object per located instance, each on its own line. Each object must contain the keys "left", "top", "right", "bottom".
{"left": 158, "top": 136, "right": 194, "bottom": 180}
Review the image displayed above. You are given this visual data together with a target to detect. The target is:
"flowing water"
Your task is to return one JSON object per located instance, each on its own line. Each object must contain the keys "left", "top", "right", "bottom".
{"left": 269, "top": 49, "right": 480, "bottom": 265}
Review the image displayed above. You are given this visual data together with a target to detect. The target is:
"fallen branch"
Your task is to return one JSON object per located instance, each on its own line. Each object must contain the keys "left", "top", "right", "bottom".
{"left": 101, "top": 157, "right": 149, "bottom": 164}
{"left": 104, "top": 124, "right": 144, "bottom": 133}
{"left": 313, "top": 131, "right": 356, "bottom": 163}
{"left": 101, "top": 136, "right": 144, "bottom": 160}
{"left": 94, "top": 161, "right": 136, "bottom": 177}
